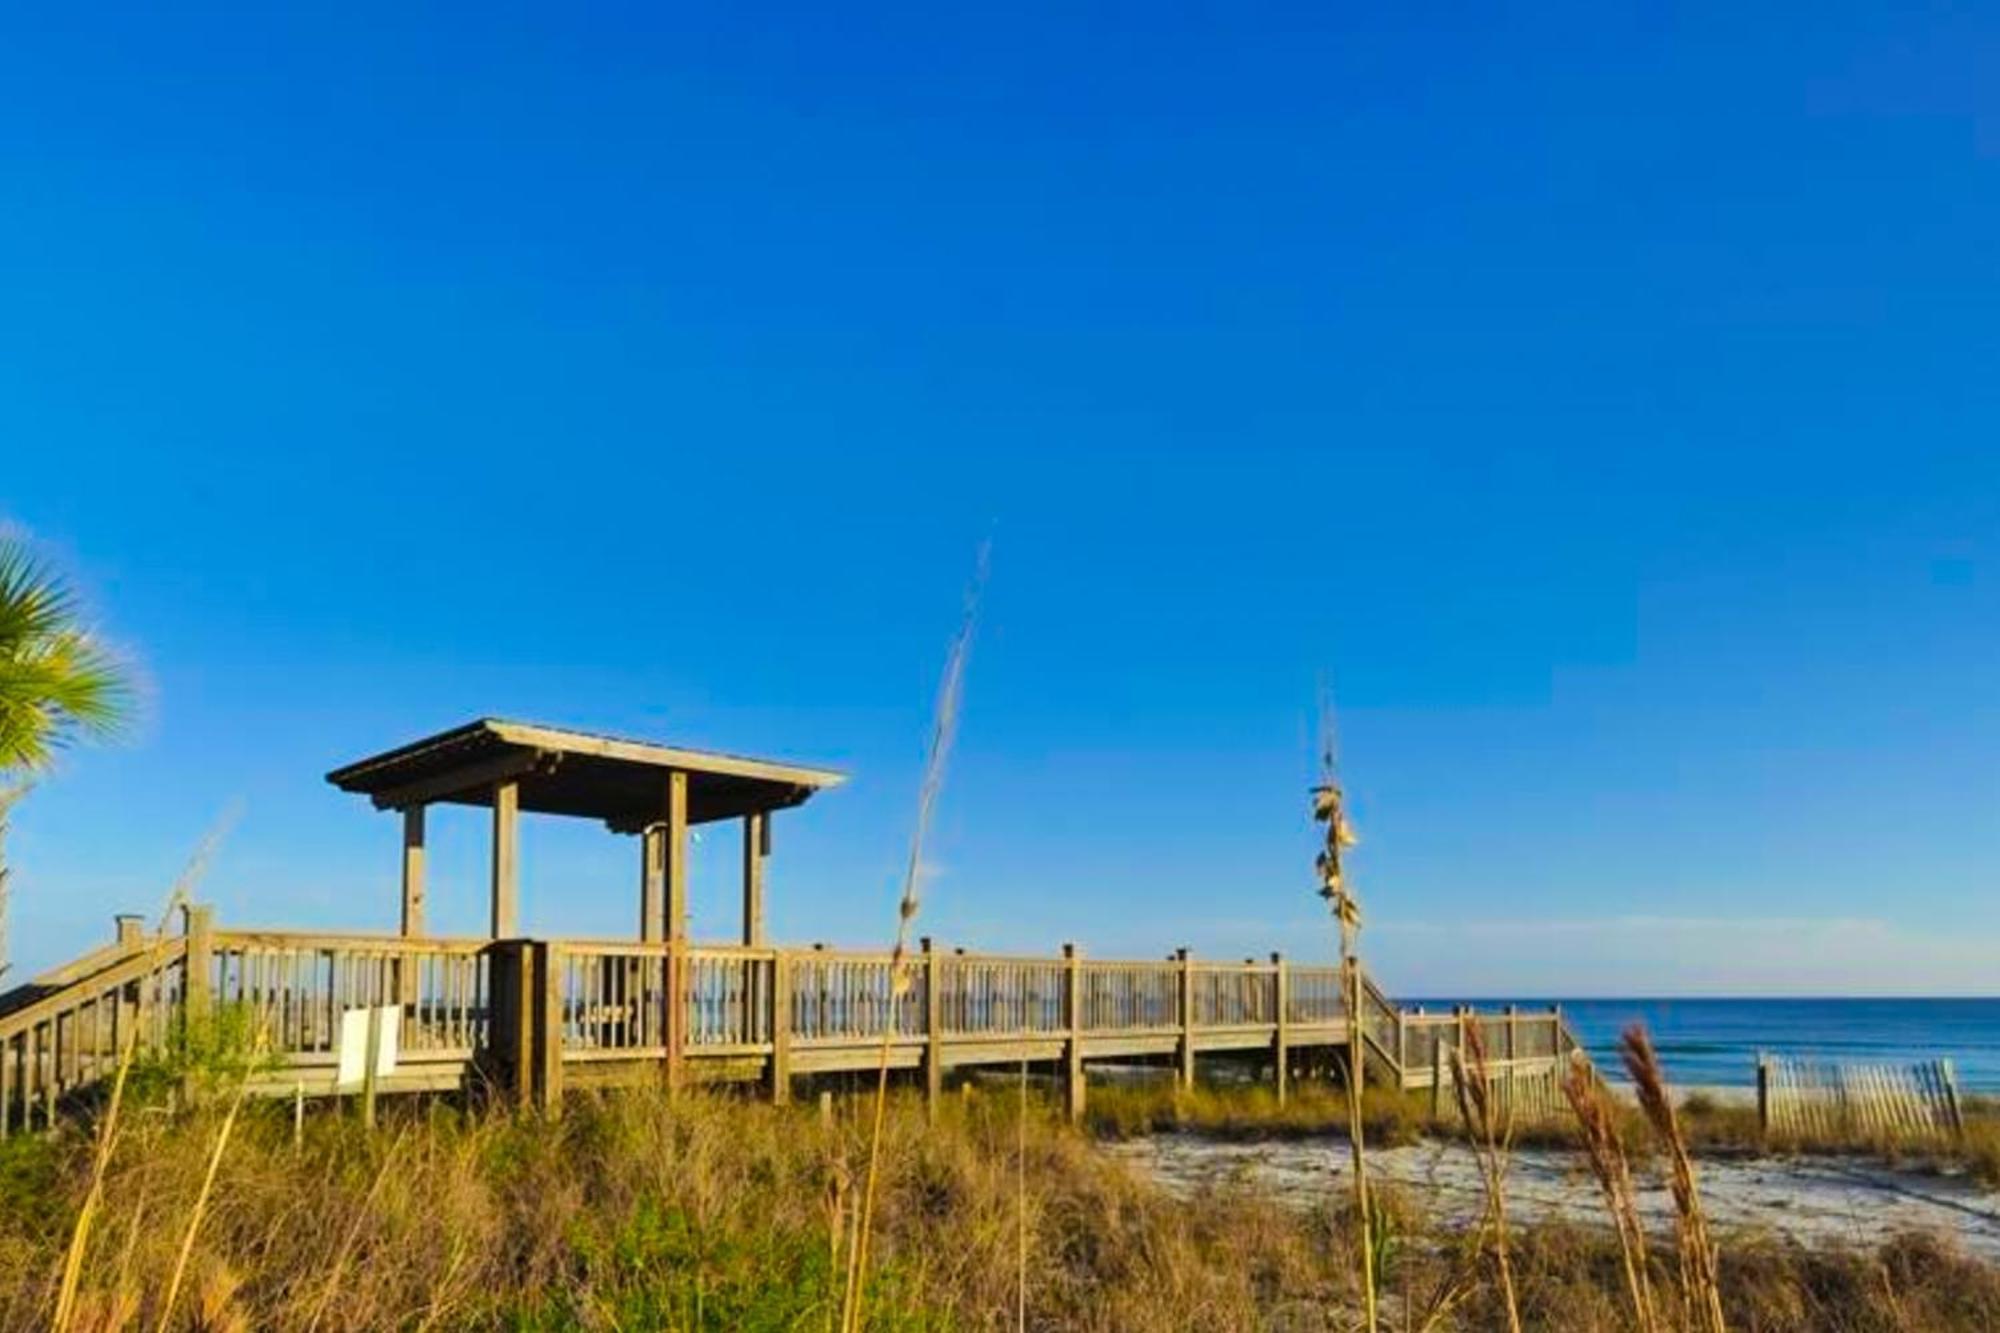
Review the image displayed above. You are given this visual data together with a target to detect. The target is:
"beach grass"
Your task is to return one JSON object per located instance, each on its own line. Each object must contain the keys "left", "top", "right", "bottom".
{"left": 1082, "top": 1077, "right": 1433, "bottom": 1147}
{"left": 4, "top": 1084, "right": 1998, "bottom": 1331}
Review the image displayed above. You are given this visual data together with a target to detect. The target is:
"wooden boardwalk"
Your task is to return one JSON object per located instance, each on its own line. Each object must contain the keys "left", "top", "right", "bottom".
{"left": 0, "top": 907, "right": 1580, "bottom": 1132}
{"left": 0, "top": 722, "right": 1583, "bottom": 1132}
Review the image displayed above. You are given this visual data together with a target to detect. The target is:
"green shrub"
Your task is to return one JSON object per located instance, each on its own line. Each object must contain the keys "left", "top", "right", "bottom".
{"left": 124, "top": 1000, "right": 280, "bottom": 1105}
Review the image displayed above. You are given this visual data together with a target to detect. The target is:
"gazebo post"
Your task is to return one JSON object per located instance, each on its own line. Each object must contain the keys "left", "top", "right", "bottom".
{"left": 400, "top": 806, "right": 427, "bottom": 936}
{"left": 664, "top": 769, "right": 690, "bottom": 1095}
{"left": 741, "top": 812, "right": 767, "bottom": 947}
{"left": 639, "top": 826, "right": 665, "bottom": 942}
{"left": 491, "top": 779, "right": 520, "bottom": 937}
{"left": 665, "top": 771, "right": 689, "bottom": 942}
{"left": 397, "top": 805, "right": 427, "bottom": 1007}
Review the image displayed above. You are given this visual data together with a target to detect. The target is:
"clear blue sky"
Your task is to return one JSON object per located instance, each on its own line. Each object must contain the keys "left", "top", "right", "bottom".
{"left": 4, "top": 4, "right": 1997, "bottom": 995}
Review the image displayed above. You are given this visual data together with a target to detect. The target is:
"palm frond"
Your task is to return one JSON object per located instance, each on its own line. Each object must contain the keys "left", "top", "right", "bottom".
{"left": 0, "top": 541, "right": 77, "bottom": 652}
{"left": 0, "top": 537, "right": 133, "bottom": 774}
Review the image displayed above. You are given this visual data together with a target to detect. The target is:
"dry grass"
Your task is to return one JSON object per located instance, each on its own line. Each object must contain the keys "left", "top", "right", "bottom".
{"left": 1450, "top": 1022, "right": 1521, "bottom": 1333}
{"left": 1965, "top": 1116, "right": 2000, "bottom": 1187}
{"left": 1084, "top": 1077, "right": 1433, "bottom": 1146}
{"left": 0, "top": 1089, "right": 1370, "bottom": 1332}
{"left": 1559, "top": 1053, "right": 1658, "bottom": 1332}
{"left": 53, "top": 809, "right": 237, "bottom": 1333}
{"left": 2, "top": 1084, "right": 1996, "bottom": 1331}
{"left": 1622, "top": 1025, "right": 1728, "bottom": 1333}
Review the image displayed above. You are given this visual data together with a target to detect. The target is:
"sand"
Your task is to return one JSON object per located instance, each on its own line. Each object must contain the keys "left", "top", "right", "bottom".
{"left": 1109, "top": 1133, "right": 2000, "bottom": 1261}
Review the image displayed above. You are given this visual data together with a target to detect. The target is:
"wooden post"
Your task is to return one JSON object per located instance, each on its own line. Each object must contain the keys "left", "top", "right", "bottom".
{"left": 1270, "top": 951, "right": 1289, "bottom": 1106}
{"left": 639, "top": 826, "right": 665, "bottom": 942}
{"left": 400, "top": 806, "right": 427, "bottom": 936}
{"left": 533, "top": 941, "right": 564, "bottom": 1114}
{"left": 397, "top": 806, "right": 427, "bottom": 1006}
{"left": 1175, "top": 947, "right": 1195, "bottom": 1090}
{"left": 111, "top": 912, "right": 147, "bottom": 1065}
{"left": 922, "top": 937, "right": 943, "bottom": 1120}
{"left": 664, "top": 936, "right": 686, "bottom": 1098}
{"left": 1430, "top": 1032, "right": 1443, "bottom": 1119}
{"left": 1506, "top": 1003, "right": 1519, "bottom": 1063}
{"left": 485, "top": 939, "right": 538, "bottom": 1106}
{"left": 664, "top": 759, "right": 688, "bottom": 1105}
{"left": 1062, "top": 943, "right": 1085, "bottom": 1123}
{"left": 741, "top": 812, "right": 767, "bottom": 947}
{"left": 491, "top": 779, "right": 519, "bottom": 938}
{"left": 664, "top": 771, "right": 689, "bottom": 944}
{"left": 769, "top": 950, "right": 793, "bottom": 1105}
{"left": 183, "top": 904, "right": 214, "bottom": 1029}
{"left": 1756, "top": 1055, "right": 1771, "bottom": 1133}
{"left": 361, "top": 1005, "right": 383, "bottom": 1129}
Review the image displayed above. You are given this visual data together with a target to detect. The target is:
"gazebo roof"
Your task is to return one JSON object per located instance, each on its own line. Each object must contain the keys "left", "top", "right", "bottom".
{"left": 326, "top": 718, "right": 844, "bottom": 831}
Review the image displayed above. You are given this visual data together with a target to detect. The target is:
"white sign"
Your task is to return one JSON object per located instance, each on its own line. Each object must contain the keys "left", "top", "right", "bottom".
{"left": 335, "top": 1005, "right": 401, "bottom": 1090}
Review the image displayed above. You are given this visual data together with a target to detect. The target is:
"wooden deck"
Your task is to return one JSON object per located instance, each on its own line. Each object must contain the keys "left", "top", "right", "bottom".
{"left": 0, "top": 908, "right": 1583, "bottom": 1133}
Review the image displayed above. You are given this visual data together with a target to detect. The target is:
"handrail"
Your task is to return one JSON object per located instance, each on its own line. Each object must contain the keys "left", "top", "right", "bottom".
{"left": 28, "top": 935, "right": 150, "bottom": 990}
{"left": 212, "top": 928, "right": 490, "bottom": 953}
{"left": 0, "top": 937, "right": 188, "bottom": 1043}
{"left": 1, "top": 909, "right": 1591, "bottom": 1132}
{"left": 0, "top": 935, "right": 190, "bottom": 1134}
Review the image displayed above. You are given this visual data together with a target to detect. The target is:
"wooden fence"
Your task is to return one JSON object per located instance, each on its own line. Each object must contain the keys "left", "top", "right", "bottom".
{"left": 1757, "top": 1056, "right": 1965, "bottom": 1142}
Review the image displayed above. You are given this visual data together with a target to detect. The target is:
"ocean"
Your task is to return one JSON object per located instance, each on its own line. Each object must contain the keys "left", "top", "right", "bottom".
{"left": 1412, "top": 998, "right": 2000, "bottom": 1094}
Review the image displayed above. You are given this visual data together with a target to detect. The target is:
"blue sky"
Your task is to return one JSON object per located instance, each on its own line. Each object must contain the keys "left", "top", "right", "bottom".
{"left": 3, "top": 3, "right": 1997, "bottom": 994}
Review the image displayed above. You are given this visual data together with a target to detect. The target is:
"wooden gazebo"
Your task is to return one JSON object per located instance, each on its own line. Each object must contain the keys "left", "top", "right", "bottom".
{"left": 325, "top": 718, "right": 845, "bottom": 945}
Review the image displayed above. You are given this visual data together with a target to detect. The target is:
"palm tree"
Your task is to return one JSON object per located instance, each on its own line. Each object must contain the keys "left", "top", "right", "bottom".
{"left": 0, "top": 537, "right": 132, "bottom": 975}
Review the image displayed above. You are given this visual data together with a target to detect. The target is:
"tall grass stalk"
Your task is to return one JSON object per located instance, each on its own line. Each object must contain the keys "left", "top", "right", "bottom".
{"left": 1314, "top": 689, "right": 1377, "bottom": 1333}
{"left": 1621, "top": 1024, "right": 1727, "bottom": 1333}
{"left": 154, "top": 1075, "right": 251, "bottom": 1332}
{"left": 51, "top": 807, "right": 237, "bottom": 1333}
{"left": 1560, "top": 1051, "right": 1657, "bottom": 1331}
{"left": 1450, "top": 1021, "right": 1521, "bottom": 1333}
{"left": 302, "top": 1127, "right": 410, "bottom": 1333}
{"left": 1339, "top": 957, "right": 1378, "bottom": 1331}
{"left": 840, "top": 549, "right": 984, "bottom": 1333}
{"left": 1017, "top": 1059, "right": 1028, "bottom": 1333}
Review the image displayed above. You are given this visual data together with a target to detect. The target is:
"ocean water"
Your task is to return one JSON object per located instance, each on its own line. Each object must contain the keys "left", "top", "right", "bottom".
{"left": 1411, "top": 998, "right": 2000, "bottom": 1094}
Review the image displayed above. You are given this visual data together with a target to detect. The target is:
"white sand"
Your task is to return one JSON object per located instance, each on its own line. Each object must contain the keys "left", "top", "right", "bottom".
{"left": 1109, "top": 1134, "right": 2000, "bottom": 1261}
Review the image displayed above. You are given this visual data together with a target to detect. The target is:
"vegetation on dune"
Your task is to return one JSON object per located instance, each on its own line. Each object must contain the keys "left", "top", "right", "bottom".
{"left": 1, "top": 1084, "right": 1996, "bottom": 1332}
{"left": 1084, "top": 1078, "right": 1435, "bottom": 1147}
{"left": 0, "top": 1090, "right": 1364, "bottom": 1332}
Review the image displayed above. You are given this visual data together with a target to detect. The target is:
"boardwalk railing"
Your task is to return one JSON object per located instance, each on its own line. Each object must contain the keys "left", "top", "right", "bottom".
{"left": 209, "top": 928, "right": 490, "bottom": 1063}
{"left": 0, "top": 909, "right": 1585, "bottom": 1129}
{"left": 0, "top": 931, "right": 188, "bottom": 1134}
